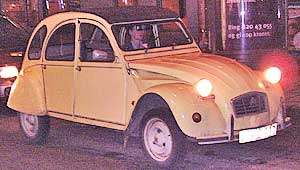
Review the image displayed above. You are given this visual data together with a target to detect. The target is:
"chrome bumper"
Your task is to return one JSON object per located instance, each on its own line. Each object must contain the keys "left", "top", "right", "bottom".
{"left": 190, "top": 99, "right": 292, "bottom": 145}
{"left": 187, "top": 117, "right": 292, "bottom": 145}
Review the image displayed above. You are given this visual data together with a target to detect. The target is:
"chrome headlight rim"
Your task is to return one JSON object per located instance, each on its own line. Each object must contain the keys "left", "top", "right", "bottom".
{"left": 195, "top": 79, "right": 213, "bottom": 97}
{"left": 263, "top": 66, "right": 281, "bottom": 84}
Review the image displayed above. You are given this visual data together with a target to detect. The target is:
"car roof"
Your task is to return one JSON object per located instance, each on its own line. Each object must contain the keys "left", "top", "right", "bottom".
{"left": 74, "top": 6, "right": 179, "bottom": 24}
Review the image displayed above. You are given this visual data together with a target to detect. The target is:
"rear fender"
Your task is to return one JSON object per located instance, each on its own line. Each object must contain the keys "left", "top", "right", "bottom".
{"left": 8, "top": 65, "right": 47, "bottom": 115}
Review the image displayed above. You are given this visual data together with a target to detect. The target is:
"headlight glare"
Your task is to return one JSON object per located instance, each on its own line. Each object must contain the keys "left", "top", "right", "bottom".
{"left": 196, "top": 79, "right": 213, "bottom": 97}
{"left": 0, "top": 66, "right": 18, "bottom": 78}
{"left": 264, "top": 67, "right": 281, "bottom": 84}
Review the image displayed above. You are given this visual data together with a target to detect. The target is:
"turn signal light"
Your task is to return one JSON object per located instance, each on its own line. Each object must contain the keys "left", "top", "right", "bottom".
{"left": 192, "top": 112, "right": 202, "bottom": 123}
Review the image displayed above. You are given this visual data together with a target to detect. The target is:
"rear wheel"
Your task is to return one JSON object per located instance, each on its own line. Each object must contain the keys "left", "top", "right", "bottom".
{"left": 19, "top": 112, "right": 50, "bottom": 145}
{"left": 141, "top": 108, "right": 186, "bottom": 167}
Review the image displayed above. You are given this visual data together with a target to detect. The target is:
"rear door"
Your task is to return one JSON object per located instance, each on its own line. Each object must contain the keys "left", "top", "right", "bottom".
{"left": 43, "top": 21, "right": 76, "bottom": 116}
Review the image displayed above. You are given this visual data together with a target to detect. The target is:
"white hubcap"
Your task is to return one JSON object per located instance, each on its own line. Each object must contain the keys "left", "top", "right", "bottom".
{"left": 20, "top": 113, "right": 39, "bottom": 137}
{"left": 144, "top": 117, "right": 173, "bottom": 162}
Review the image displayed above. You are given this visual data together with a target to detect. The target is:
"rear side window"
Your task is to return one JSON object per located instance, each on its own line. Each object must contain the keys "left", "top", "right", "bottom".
{"left": 28, "top": 26, "right": 47, "bottom": 60}
{"left": 46, "top": 23, "right": 75, "bottom": 61}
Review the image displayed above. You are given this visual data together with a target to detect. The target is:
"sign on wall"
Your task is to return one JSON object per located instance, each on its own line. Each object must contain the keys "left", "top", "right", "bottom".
{"left": 224, "top": 0, "right": 285, "bottom": 51}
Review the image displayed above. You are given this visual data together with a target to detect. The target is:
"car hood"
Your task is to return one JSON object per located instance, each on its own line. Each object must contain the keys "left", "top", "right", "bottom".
{"left": 128, "top": 52, "right": 265, "bottom": 98}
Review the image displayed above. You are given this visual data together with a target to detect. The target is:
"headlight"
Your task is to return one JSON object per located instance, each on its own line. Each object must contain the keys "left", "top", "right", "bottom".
{"left": 195, "top": 79, "right": 213, "bottom": 97}
{"left": 0, "top": 66, "right": 18, "bottom": 78}
{"left": 264, "top": 67, "right": 281, "bottom": 84}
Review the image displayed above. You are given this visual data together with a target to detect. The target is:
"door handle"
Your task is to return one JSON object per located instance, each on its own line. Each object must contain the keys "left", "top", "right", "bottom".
{"left": 75, "top": 66, "right": 81, "bottom": 71}
{"left": 42, "top": 65, "right": 46, "bottom": 69}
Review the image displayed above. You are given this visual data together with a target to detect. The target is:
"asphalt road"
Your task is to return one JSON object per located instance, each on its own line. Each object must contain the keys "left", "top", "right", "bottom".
{"left": 1, "top": 107, "right": 300, "bottom": 170}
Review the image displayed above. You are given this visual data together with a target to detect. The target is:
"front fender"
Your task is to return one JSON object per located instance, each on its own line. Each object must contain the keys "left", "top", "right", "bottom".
{"left": 145, "top": 83, "right": 227, "bottom": 138}
{"left": 8, "top": 65, "right": 47, "bottom": 115}
{"left": 265, "top": 82, "right": 285, "bottom": 121}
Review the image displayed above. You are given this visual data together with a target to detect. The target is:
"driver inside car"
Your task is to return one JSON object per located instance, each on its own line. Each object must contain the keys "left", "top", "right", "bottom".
{"left": 127, "top": 25, "right": 149, "bottom": 50}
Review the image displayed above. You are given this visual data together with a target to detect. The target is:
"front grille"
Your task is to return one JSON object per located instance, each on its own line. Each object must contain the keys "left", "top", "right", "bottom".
{"left": 231, "top": 92, "right": 268, "bottom": 116}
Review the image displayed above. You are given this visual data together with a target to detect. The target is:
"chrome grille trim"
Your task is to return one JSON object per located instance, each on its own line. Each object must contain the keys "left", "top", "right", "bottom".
{"left": 231, "top": 91, "right": 269, "bottom": 117}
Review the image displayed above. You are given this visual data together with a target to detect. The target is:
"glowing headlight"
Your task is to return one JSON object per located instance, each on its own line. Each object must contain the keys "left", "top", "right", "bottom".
{"left": 196, "top": 79, "right": 213, "bottom": 97}
{"left": 264, "top": 67, "right": 281, "bottom": 84}
{"left": 0, "top": 66, "right": 18, "bottom": 78}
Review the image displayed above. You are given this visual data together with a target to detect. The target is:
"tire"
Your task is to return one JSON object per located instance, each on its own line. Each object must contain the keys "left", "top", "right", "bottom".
{"left": 141, "top": 108, "right": 186, "bottom": 167}
{"left": 19, "top": 112, "right": 50, "bottom": 145}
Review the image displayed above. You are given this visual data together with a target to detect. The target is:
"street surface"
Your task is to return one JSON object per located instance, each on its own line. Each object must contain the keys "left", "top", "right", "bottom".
{"left": 1, "top": 106, "right": 300, "bottom": 170}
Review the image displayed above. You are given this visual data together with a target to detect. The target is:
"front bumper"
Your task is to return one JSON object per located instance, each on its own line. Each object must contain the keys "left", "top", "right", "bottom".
{"left": 188, "top": 116, "right": 291, "bottom": 145}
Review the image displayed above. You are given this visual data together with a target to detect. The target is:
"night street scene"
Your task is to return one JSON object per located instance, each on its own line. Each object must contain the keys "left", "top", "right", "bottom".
{"left": 1, "top": 0, "right": 300, "bottom": 170}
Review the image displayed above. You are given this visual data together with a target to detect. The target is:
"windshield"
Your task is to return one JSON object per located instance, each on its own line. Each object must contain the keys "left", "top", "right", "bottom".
{"left": 112, "top": 20, "right": 193, "bottom": 51}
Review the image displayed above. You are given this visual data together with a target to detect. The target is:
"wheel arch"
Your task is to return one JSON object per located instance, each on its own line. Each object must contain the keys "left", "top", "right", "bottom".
{"left": 126, "top": 92, "right": 171, "bottom": 137}
{"left": 126, "top": 83, "right": 197, "bottom": 137}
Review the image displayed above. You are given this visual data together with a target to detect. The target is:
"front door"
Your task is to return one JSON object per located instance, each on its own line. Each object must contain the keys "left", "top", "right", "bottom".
{"left": 74, "top": 20, "right": 126, "bottom": 125}
{"left": 43, "top": 22, "right": 76, "bottom": 115}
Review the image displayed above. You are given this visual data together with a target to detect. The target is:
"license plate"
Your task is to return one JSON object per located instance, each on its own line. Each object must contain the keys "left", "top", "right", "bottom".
{"left": 239, "top": 123, "right": 277, "bottom": 144}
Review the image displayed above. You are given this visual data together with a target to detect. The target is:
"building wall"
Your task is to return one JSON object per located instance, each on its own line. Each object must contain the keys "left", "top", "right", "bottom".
{"left": 186, "top": 0, "right": 200, "bottom": 43}
{"left": 0, "top": 0, "right": 27, "bottom": 26}
{"left": 288, "top": 5, "right": 300, "bottom": 50}
{"left": 138, "top": 0, "right": 156, "bottom": 6}
{"left": 80, "top": 0, "right": 115, "bottom": 9}
{"left": 0, "top": 0, "right": 205, "bottom": 43}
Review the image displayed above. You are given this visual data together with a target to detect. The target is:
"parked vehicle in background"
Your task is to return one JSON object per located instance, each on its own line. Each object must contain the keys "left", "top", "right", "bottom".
{"left": 0, "top": 12, "right": 29, "bottom": 105}
{"left": 7, "top": 7, "right": 291, "bottom": 167}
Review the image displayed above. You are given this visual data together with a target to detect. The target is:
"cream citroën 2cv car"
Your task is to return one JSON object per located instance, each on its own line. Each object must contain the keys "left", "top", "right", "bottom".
{"left": 7, "top": 6, "right": 291, "bottom": 167}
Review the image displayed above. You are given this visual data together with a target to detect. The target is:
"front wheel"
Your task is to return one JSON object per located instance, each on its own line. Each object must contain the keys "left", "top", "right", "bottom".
{"left": 19, "top": 113, "right": 50, "bottom": 145}
{"left": 141, "top": 109, "right": 186, "bottom": 167}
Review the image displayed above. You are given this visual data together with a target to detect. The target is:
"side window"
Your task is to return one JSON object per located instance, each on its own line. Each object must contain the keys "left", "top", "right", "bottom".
{"left": 46, "top": 23, "right": 75, "bottom": 61}
{"left": 28, "top": 26, "right": 47, "bottom": 60}
{"left": 79, "top": 23, "right": 114, "bottom": 62}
